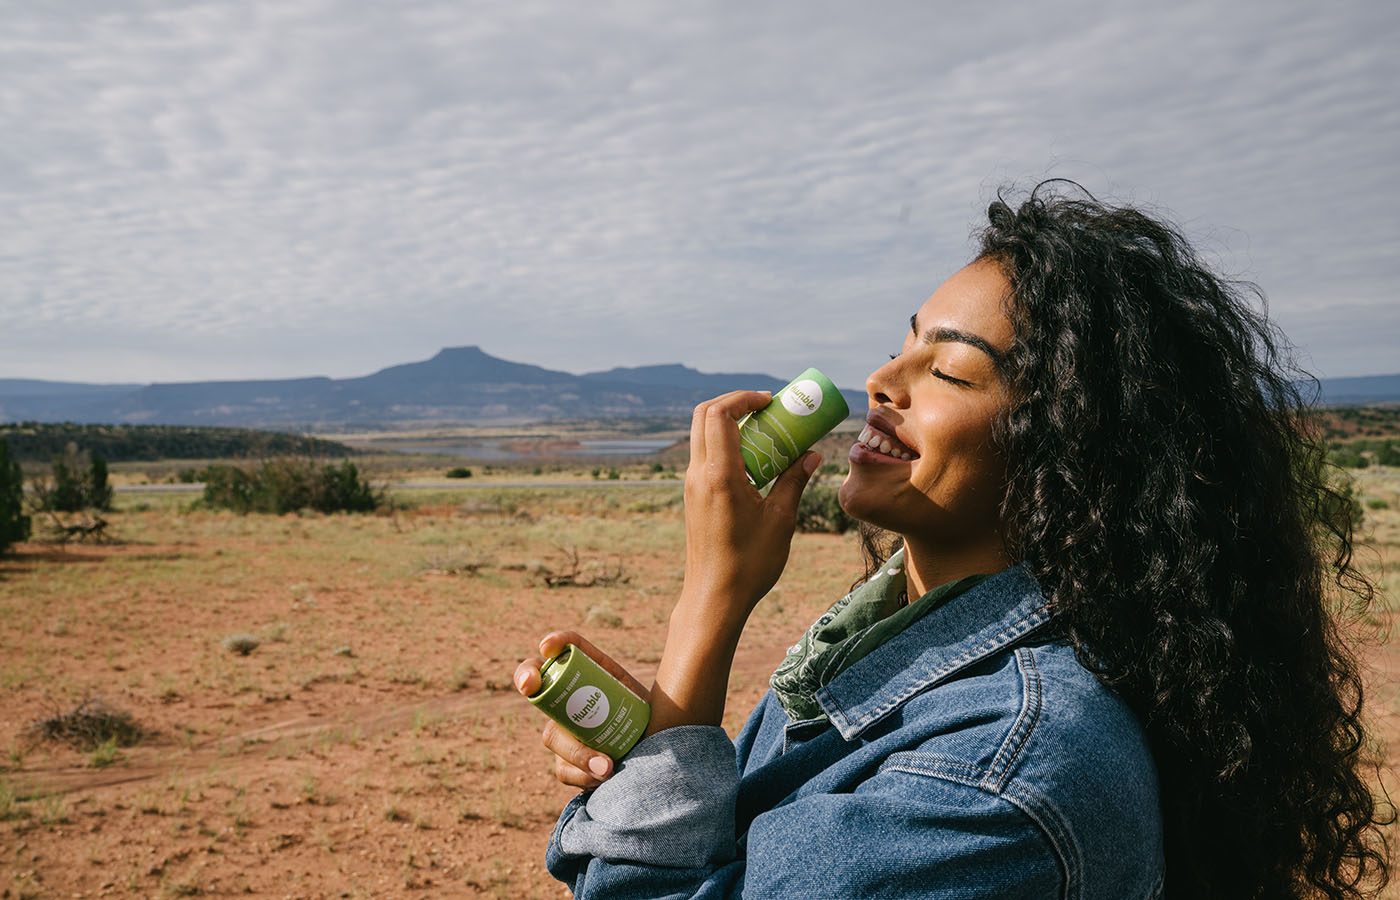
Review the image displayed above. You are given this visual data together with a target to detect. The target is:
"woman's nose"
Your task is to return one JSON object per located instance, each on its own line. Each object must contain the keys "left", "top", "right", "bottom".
{"left": 866, "top": 356, "right": 909, "bottom": 407}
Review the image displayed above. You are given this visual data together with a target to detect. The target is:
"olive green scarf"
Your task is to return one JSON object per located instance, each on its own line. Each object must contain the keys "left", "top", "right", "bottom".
{"left": 769, "top": 548, "right": 992, "bottom": 721}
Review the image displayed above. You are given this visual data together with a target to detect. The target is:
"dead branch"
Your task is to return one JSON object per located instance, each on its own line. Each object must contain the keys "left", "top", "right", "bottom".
{"left": 541, "top": 545, "right": 630, "bottom": 588}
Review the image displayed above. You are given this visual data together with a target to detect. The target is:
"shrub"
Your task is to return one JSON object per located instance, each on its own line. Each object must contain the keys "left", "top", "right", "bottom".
{"left": 200, "top": 464, "right": 255, "bottom": 512}
{"left": 445, "top": 467, "right": 473, "bottom": 479}
{"left": 87, "top": 456, "right": 113, "bottom": 511}
{"left": 201, "top": 457, "right": 380, "bottom": 514}
{"left": 1328, "top": 445, "right": 1369, "bottom": 469}
{"left": 38, "top": 443, "right": 112, "bottom": 512}
{"left": 795, "top": 483, "right": 856, "bottom": 534}
{"left": 0, "top": 439, "right": 30, "bottom": 554}
{"left": 1376, "top": 441, "right": 1400, "bottom": 467}
{"left": 1322, "top": 473, "right": 1364, "bottom": 533}
{"left": 222, "top": 634, "right": 261, "bottom": 655}
{"left": 29, "top": 697, "right": 143, "bottom": 750}
{"left": 315, "top": 459, "right": 378, "bottom": 513}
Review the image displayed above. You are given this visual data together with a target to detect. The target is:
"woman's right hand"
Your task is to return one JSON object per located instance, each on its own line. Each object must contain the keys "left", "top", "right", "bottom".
{"left": 514, "top": 630, "right": 649, "bottom": 790}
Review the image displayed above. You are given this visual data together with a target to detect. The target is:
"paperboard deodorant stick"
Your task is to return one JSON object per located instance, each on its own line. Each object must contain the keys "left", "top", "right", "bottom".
{"left": 738, "top": 368, "right": 850, "bottom": 488}
{"left": 527, "top": 644, "right": 650, "bottom": 759}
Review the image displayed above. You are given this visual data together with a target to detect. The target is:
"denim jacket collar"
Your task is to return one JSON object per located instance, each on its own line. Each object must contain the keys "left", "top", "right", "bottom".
{"left": 815, "top": 561, "right": 1054, "bottom": 741}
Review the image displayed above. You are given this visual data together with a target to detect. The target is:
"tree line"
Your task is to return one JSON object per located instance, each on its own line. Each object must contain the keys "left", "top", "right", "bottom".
{"left": 0, "top": 437, "right": 381, "bottom": 553}
{"left": 0, "top": 423, "right": 356, "bottom": 463}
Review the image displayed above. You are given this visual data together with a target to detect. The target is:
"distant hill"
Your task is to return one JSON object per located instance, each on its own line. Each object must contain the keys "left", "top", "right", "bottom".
{"left": 0, "top": 347, "right": 1391, "bottom": 427}
{"left": 0, "top": 379, "right": 142, "bottom": 397}
{"left": 1303, "top": 373, "right": 1400, "bottom": 406}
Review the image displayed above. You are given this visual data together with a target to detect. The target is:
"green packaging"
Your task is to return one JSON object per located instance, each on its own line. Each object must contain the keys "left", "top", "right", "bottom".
{"left": 527, "top": 644, "right": 650, "bottom": 759}
{"left": 738, "top": 367, "right": 850, "bottom": 488}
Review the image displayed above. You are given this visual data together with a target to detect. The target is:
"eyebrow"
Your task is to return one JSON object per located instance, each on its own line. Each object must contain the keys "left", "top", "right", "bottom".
{"left": 910, "top": 313, "right": 1008, "bottom": 372}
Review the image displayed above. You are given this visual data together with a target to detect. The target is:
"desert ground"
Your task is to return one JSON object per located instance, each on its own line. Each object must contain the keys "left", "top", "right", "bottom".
{"left": 1, "top": 466, "right": 1396, "bottom": 899}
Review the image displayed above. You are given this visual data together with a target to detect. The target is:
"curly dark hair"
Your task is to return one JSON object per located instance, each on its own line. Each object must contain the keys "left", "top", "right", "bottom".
{"left": 940, "top": 181, "right": 1393, "bottom": 899}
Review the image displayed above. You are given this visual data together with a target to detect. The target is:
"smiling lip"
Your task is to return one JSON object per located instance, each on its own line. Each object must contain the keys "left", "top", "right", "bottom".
{"left": 851, "top": 417, "right": 918, "bottom": 462}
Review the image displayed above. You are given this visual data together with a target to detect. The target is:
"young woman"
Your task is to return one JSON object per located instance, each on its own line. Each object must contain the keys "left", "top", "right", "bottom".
{"left": 514, "top": 183, "right": 1392, "bottom": 899}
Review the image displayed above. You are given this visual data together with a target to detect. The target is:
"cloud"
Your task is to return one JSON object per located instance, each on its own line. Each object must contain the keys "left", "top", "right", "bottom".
{"left": 1, "top": 0, "right": 1396, "bottom": 387}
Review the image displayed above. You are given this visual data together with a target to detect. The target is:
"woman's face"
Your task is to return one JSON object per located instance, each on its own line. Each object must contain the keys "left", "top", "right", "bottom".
{"left": 838, "top": 259, "right": 1015, "bottom": 552}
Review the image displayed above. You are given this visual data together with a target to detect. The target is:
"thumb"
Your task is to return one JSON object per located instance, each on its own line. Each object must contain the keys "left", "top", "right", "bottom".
{"left": 765, "top": 451, "right": 821, "bottom": 515}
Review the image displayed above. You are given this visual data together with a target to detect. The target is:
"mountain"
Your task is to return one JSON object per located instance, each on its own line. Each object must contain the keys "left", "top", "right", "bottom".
{"left": 0, "top": 379, "right": 143, "bottom": 397}
{"left": 1, "top": 348, "right": 1392, "bottom": 427}
{"left": 0, "top": 347, "right": 861, "bottom": 426}
{"left": 1307, "top": 374, "right": 1400, "bottom": 406}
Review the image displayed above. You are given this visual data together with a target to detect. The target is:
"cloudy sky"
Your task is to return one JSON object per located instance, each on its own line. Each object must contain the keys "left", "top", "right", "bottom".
{"left": 2, "top": 0, "right": 1397, "bottom": 390}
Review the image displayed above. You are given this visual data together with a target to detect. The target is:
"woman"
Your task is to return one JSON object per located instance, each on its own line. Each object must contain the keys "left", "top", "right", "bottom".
{"left": 514, "top": 182, "right": 1392, "bottom": 899}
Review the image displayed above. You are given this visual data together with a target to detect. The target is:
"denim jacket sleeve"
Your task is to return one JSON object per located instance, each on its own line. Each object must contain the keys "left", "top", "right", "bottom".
{"left": 546, "top": 725, "right": 1062, "bottom": 899}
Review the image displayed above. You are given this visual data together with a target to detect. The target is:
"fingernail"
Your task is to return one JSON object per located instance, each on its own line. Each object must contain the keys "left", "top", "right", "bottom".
{"left": 515, "top": 672, "right": 530, "bottom": 694}
{"left": 803, "top": 453, "right": 822, "bottom": 474}
{"left": 588, "top": 757, "right": 610, "bottom": 778}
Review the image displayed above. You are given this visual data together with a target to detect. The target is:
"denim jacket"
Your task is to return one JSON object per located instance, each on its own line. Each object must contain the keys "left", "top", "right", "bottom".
{"left": 547, "top": 562, "right": 1165, "bottom": 898}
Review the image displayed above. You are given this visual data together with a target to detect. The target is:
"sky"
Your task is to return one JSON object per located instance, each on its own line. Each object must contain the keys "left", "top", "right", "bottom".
{"left": 2, "top": 0, "right": 1397, "bottom": 391}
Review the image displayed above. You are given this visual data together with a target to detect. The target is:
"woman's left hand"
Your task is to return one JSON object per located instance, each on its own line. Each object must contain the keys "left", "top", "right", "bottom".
{"left": 680, "top": 390, "right": 822, "bottom": 624}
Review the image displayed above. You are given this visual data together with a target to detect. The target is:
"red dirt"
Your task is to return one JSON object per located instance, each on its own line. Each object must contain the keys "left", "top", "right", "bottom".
{"left": 0, "top": 498, "right": 1395, "bottom": 899}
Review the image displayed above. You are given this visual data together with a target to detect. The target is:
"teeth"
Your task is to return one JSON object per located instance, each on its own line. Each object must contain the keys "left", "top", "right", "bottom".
{"left": 858, "top": 424, "right": 916, "bottom": 460}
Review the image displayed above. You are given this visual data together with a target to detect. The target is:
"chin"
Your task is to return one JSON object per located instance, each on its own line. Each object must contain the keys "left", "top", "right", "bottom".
{"left": 837, "top": 477, "right": 901, "bottom": 534}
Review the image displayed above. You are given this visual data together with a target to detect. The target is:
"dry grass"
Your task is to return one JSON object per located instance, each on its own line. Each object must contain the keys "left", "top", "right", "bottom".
{"left": 0, "top": 469, "right": 1393, "bottom": 897}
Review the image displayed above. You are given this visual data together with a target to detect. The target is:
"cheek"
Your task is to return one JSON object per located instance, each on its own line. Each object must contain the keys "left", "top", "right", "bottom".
{"left": 908, "top": 410, "right": 1001, "bottom": 493}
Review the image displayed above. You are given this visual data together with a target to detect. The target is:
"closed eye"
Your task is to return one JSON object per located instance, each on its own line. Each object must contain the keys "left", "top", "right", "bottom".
{"left": 931, "top": 368, "right": 970, "bottom": 386}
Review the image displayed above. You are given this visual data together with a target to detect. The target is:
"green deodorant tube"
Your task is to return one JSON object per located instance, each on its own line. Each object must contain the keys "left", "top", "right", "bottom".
{"left": 738, "top": 367, "right": 850, "bottom": 488}
{"left": 527, "top": 644, "right": 651, "bottom": 759}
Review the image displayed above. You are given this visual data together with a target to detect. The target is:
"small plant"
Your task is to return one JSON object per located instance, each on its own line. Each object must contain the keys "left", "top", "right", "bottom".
{"left": 161, "top": 877, "right": 201, "bottom": 898}
{"left": 88, "top": 737, "right": 123, "bottom": 769}
{"left": 0, "top": 778, "right": 24, "bottom": 821}
{"left": 29, "top": 697, "right": 144, "bottom": 750}
{"left": 445, "top": 466, "right": 473, "bottom": 479}
{"left": 450, "top": 663, "right": 476, "bottom": 691}
{"left": 221, "top": 634, "right": 261, "bottom": 656}
{"left": 1366, "top": 498, "right": 1390, "bottom": 510}
{"left": 38, "top": 792, "right": 70, "bottom": 825}
{"left": 585, "top": 606, "right": 624, "bottom": 628}
{"left": 415, "top": 547, "right": 490, "bottom": 576}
